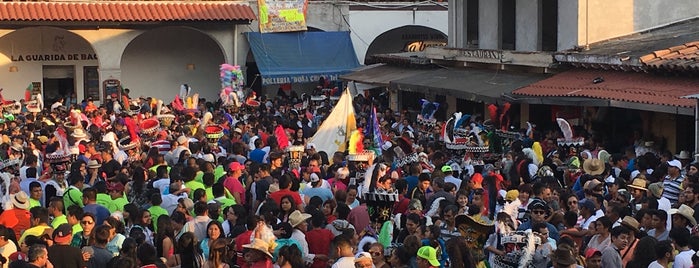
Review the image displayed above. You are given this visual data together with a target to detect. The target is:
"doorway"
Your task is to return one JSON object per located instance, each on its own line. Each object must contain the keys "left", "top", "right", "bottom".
{"left": 43, "top": 65, "right": 75, "bottom": 107}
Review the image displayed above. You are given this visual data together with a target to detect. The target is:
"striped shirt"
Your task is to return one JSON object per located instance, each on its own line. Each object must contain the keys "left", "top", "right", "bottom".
{"left": 440, "top": 223, "right": 461, "bottom": 242}
{"left": 662, "top": 175, "right": 685, "bottom": 204}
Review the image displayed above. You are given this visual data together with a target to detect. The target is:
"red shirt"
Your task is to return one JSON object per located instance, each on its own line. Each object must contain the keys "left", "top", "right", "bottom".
{"left": 347, "top": 204, "right": 371, "bottom": 235}
{"left": 223, "top": 176, "right": 246, "bottom": 205}
{"left": 269, "top": 189, "right": 303, "bottom": 207}
{"left": 306, "top": 228, "right": 334, "bottom": 268}
{"left": 235, "top": 230, "right": 253, "bottom": 268}
{"left": 394, "top": 195, "right": 410, "bottom": 215}
{"left": 0, "top": 208, "right": 31, "bottom": 240}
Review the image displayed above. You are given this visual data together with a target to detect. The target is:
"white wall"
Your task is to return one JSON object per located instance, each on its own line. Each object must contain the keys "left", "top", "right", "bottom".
{"left": 0, "top": 27, "right": 98, "bottom": 101}
{"left": 349, "top": 10, "right": 448, "bottom": 64}
{"left": 121, "top": 27, "right": 225, "bottom": 102}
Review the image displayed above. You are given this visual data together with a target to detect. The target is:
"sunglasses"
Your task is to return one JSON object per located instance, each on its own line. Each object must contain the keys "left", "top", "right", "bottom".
{"left": 368, "top": 251, "right": 382, "bottom": 257}
{"left": 531, "top": 210, "right": 546, "bottom": 215}
{"left": 81, "top": 220, "right": 94, "bottom": 225}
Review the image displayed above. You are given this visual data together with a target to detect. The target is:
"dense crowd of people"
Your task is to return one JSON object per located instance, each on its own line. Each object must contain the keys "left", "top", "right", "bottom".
{"left": 0, "top": 84, "right": 695, "bottom": 268}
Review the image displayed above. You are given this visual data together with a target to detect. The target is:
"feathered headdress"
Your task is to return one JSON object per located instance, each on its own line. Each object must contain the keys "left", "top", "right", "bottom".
{"left": 199, "top": 112, "right": 212, "bottom": 132}
{"left": 54, "top": 128, "right": 70, "bottom": 154}
{"left": 348, "top": 129, "right": 364, "bottom": 155}
{"left": 118, "top": 117, "right": 140, "bottom": 151}
{"left": 556, "top": 118, "right": 584, "bottom": 147}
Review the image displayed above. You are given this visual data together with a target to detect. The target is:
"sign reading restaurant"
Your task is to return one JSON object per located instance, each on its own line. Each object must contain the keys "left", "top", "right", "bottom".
{"left": 11, "top": 53, "right": 98, "bottom": 62}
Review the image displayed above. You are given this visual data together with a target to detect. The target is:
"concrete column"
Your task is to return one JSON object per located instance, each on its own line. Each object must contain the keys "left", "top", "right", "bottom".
{"left": 479, "top": 0, "right": 501, "bottom": 49}
{"left": 516, "top": 0, "right": 542, "bottom": 51}
{"left": 446, "top": 95, "right": 457, "bottom": 116}
{"left": 448, "top": 0, "right": 467, "bottom": 48}
{"left": 520, "top": 103, "right": 530, "bottom": 129}
{"left": 557, "top": 0, "right": 580, "bottom": 50}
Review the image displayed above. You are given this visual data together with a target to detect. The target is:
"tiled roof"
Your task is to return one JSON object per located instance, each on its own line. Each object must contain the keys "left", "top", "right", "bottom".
{"left": 513, "top": 69, "right": 699, "bottom": 108}
{"left": 0, "top": 2, "right": 256, "bottom": 22}
{"left": 555, "top": 19, "right": 699, "bottom": 71}
{"left": 640, "top": 41, "right": 699, "bottom": 71}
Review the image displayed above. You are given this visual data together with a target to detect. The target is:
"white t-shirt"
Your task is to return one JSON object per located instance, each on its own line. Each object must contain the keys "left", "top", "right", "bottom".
{"left": 0, "top": 239, "right": 17, "bottom": 268}
{"left": 331, "top": 257, "right": 356, "bottom": 268}
{"left": 674, "top": 249, "right": 695, "bottom": 268}
{"left": 648, "top": 261, "right": 665, "bottom": 268}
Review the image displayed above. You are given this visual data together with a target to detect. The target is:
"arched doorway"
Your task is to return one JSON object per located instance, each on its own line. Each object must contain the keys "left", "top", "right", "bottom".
{"left": 0, "top": 26, "right": 98, "bottom": 105}
{"left": 121, "top": 27, "right": 225, "bottom": 101}
{"left": 364, "top": 25, "right": 447, "bottom": 65}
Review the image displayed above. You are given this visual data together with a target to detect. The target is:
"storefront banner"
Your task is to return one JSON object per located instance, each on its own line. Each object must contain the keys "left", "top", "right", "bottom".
{"left": 258, "top": 0, "right": 308, "bottom": 33}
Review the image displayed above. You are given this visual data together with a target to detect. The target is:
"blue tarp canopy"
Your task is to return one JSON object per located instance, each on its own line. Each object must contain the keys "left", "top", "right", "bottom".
{"left": 246, "top": 31, "right": 360, "bottom": 85}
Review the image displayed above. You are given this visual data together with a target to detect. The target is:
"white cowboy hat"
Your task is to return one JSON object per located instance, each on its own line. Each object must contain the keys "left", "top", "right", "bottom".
{"left": 676, "top": 150, "right": 692, "bottom": 160}
{"left": 11, "top": 191, "right": 30, "bottom": 210}
{"left": 669, "top": 204, "right": 697, "bottom": 226}
{"left": 242, "top": 239, "right": 273, "bottom": 259}
{"left": 288, "top": 210, "right": 311, "bottom": 228}
{"left": 71, "top": 128, "right": 88, "bottom": 139}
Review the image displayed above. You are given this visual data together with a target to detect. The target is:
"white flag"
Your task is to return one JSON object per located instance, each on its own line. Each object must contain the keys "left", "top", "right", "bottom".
{"left": 309, "top": 88, "right": 356, "bottom": 160}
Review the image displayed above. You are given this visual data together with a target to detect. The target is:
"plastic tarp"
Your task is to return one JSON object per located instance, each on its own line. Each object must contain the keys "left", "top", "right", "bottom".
{"left": 245, "top": 31, "right": 360, "bottom": 85}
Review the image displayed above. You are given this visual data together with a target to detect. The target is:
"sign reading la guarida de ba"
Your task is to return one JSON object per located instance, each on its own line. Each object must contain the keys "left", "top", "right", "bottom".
{"left": 11, "top": 53, "right": 97, "bottom": 62}
{"left": 258, "top": 0, "right": 308, "bottom": 33}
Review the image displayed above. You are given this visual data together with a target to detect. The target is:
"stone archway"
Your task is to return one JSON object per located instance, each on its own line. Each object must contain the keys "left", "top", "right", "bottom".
{"left": 364, "top": 25, "right": 447, "bottom": 65}
{"left": 0, "top": 26, "right": 98, "bottom": 103}
{"left": 121, "top": 26, "right": 225, "bottom": 101}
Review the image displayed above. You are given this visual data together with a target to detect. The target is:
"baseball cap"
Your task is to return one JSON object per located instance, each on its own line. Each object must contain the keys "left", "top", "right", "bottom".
{"left": 310, "top": 173, "right": 320, "bottom": 183}
{"left": 228, "top": 161, "right": 244, "bottom": 171}
{"left": 107, "top": 182, "right": 125, "bottom": 192}
{"left": 52, "top": 223, "right": 73, "bottom": 244}
{"left": 416, "top": 246, "right": 440, "bottom": 267}
{"left": 306, "top": 143, "right": 316, "bottom": 150}
{"left": 668, "top": 159, "right": 682, "bottom": 170}
{"left": 527, "top": 199, "right": 548, "bottom": 211}
{"left": 201, "top": 154, "right": 215, "bottom": 163}
{"left": 441, "top": 165, "right": 452, "bottom": 173}
{"left": 177, "top": 136, "right": 188, "bottom": 145}
{"left": 584, "top": 179, "right": 603, "bottom": 191}
{"left": 579, "top": 199, "right": 596, "bottom": 211}
{"left": 585, "top": 248, "right": 602, "bottom": 258}
{"left": 505, "top": 190, "right": 519, "bottom": 202}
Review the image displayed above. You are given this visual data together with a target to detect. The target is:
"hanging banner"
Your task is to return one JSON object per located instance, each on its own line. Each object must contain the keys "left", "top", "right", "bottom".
{"left": 258, "top": 0, "right": 308, "bottom": 33}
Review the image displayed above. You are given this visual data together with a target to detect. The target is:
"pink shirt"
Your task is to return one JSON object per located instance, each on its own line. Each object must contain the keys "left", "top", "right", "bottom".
{"left": 223, "top": 176, "right": 246, "bottom": 205}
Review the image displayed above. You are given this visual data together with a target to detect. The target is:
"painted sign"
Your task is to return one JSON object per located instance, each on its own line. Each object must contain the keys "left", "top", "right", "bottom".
{"left": 258, "top": 0, "right": 308, "bottom": 33}
{"left": 11, "top": 53, "right": 97, "bottom": 62}
{"left": 405, "top": 41, "right": 447, "bottom": 52}
{"left": 262, "top": 73, "right": 340, "bottom": 85}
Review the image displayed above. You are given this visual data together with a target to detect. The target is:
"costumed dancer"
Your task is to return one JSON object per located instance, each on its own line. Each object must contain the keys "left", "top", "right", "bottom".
{"left": 455, "top": 214, "right": 495, "bottom": 268}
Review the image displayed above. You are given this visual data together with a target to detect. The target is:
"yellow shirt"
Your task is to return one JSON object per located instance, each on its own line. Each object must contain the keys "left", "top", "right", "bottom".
{"left": 18, "top": 225, "right": 52, "bottom": 245}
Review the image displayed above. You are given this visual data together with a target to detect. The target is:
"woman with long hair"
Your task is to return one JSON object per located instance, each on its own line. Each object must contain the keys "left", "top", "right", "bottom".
{"left": 276, "top": 244, "right": 303, "bottom": 268}
{"left": 125, "top": 166, "right": 150, "bottom": 208}
{"left": 626, "top": 236, "right": 658, "bottom": 268}
{"left": 200, "top": 221, "right": 224, "bottom": 259}
{"left": 104, "top": 216, "right": 127, "bottom": 256}
{"left": 167, "top": 232, "right": 204, "bottom": 268}
{"left": 120, "top": 238, "right": 139, "bottom": 260}
{"left": 222, "top": 205, "right": 247, "bottom": 239}
{"left": 155, "top": 215, "right": 175, "bottom": 259}
{"left": 277, "top": 195, "right": 297, "bottom": 223}
{"left": 143, "top": 147, "right": 161, "bottom": 169}
{"left": 445, "top": 236, "right": 477, "bottom": 268}
{"left": 204, "top": 238, "right": 230, "bottom": 268}
{"left": 388, "top": 246, "right": 411, "bottom": 268}
{"left": 131, "top": 208, "right": 154, "bottom": 245}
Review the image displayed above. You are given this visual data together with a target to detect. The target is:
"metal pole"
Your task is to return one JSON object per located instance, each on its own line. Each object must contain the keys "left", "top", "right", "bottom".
{"left": 695, "top": 98, "right": 699, "bottom": 163}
